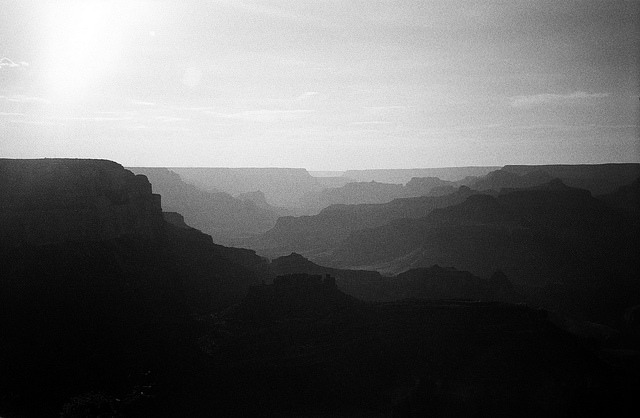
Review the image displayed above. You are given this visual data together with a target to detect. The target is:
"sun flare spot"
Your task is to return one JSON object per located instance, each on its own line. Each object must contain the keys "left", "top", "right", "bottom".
{"left": 43, "top": 1, "right": 147, "bottom": 103}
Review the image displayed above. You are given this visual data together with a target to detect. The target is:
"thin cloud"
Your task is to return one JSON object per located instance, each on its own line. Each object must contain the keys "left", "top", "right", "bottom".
{"left": 510, "top": 91, "right": 610, "bottom": 108}
{"left": 0, "top": 95, "right": 50, "bottom": 104}
{"left": 0, "top": 112, "right": 25, "bottom": 116}
{"left": 6, "top": 119, "right": 64, "bottom": 127}
{"left": 296, "top": 91, "right": 319, "bottom": 101}
{"left": 154, "top": 116, "right": 188, "bottom": 123}
{"left": 62, "top": 116, "right": 134, "bottom": 122}
{"left": 351, "top": 121, "right": 392, "bottom": 126}
{"left": 127, "top": 124, "right": 192, "bottom": 133}
{"left": 218, "top": 0, "right": 323, "bottom": 25}
{"left": 494, "top": 124, "right": 639, "bottom": 132}
{"left": 0, "top": 57, "right": 28, "bottom": 68}
{"left": 364, "top": 106, "right": 408, "bottom": 111}
{"left": 205, "top": 109, "right": 314, "bottom": 122}
{"left": 132, "top": 100, "right": 157, "bottom": 106}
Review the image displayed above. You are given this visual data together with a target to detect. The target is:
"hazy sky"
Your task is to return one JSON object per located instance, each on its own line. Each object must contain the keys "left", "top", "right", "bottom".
{"left": 1, "top": 0, "right": 638, "bottom": 169}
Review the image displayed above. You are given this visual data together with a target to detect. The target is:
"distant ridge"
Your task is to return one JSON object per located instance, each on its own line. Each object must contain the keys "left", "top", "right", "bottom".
{"left": 342, "top": 166, "right": 500, "bottom": 183}
{"left": 502, "top": 163, "right": 640, "bottom": 195}
{"left": 170, "top": 167, "right": 322, "bottom": 207}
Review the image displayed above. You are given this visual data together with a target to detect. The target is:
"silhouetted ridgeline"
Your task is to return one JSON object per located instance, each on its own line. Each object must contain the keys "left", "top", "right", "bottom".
{"left": 1, "top": 158, "right": 638, "bottom": 416}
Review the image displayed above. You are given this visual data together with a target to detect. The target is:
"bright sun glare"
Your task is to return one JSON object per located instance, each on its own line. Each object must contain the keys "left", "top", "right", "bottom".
{"left": 44, "top": 1, "right": 147, "bottom": 103}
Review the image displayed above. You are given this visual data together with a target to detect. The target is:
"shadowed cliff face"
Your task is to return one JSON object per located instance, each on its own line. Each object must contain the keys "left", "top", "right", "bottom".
{"left": 0, "top": 159, "right": 266, "bottom": 417}
{"left": 129, "top": 167, "right": 279, "bottom": 245}
{"left": 0, "top": 159, "right": 266, "bottom": 314}
{"left": 0, "top": 159, "right": 164, "bottom": 246}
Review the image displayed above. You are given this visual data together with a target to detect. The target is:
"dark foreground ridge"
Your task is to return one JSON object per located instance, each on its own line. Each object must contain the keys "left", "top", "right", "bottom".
{"left": 1, "top": 159, "right": 639, "bottom": 416}
{"left": 206, "top": 274, "right": 638, "bottom": 416}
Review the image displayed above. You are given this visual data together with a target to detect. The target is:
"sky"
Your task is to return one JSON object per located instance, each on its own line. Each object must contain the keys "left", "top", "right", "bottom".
{"left": 1, "top": 0, "right": 639, "bottom": 170}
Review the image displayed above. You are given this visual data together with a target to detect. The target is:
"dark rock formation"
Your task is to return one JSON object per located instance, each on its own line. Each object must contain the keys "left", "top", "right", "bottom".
{"left": 0, "top": 159, "right": 270, "bottom": 416}
{"left": 229, "top": 273, "right": 352, "bottom": 324}
{"left": 163, "top": 211, "right": 191, "bottom": 228}
{"left": 269, "top": 252, "right": 387, "bottom": 301}
{"left": 598, "top": 177, "right": 640, "bottom": 213}
{"left": 393, "top": 265, "right": 490, "bottom": 301}
{"left": 203, "top": 285, "right": 635, "bottom": 417}
{"left": 0, "top": 159, "right": 164, "bottom": 246}
{"left": 268, "top": 253, "right": 520, "bottom": 304}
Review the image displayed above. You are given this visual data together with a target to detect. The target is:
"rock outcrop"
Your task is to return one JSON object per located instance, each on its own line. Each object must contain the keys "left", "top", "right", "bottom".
{"left": 0, "top": 159, "right": 164, "bottom": 246}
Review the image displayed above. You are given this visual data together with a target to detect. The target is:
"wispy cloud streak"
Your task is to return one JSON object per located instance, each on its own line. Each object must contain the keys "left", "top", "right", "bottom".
{"left": 510, "top": 92, "right": 609, "bottom": 108}
{"left": 205, "top": 109, "right": 314, "bottom": 122}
